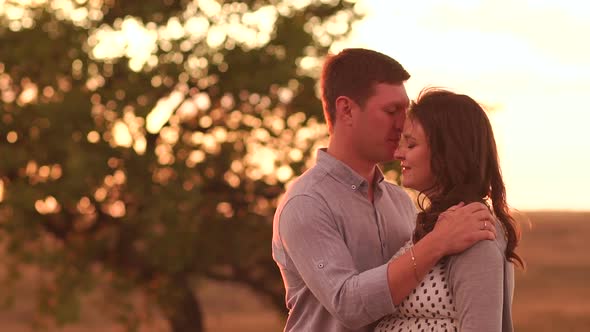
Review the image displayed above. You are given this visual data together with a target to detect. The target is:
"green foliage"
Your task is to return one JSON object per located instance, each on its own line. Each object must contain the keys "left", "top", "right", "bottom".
{"left": 0, "top": 0, "right": 364, "bottom": 330}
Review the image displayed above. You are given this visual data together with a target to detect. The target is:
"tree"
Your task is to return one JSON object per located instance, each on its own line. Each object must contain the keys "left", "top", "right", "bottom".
{"left": 0, "top": 0, "right": 367, "bottom": 331}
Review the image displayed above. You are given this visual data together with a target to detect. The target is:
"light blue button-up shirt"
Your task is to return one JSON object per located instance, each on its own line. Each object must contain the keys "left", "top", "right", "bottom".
{"left": 272, "top": 149, "right": 417, "bottom": 331}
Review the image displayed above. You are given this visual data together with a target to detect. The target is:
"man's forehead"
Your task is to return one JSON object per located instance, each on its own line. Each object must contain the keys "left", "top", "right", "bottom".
{"left": 373, "top": 83, "right": 410, "bottom": 104}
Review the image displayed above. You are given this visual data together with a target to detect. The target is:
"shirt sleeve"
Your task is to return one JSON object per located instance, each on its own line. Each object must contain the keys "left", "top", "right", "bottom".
{"left": 447, "top": 239, "right": 505, "bottom": 332}
{"left": 400, "top": 188, "right": 418, "bottom": 231}
{"left": 278, "top": 194, "right": 396, "bottom": 329}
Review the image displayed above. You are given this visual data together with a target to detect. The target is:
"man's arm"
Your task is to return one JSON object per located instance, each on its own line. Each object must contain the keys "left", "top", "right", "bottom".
{"left": 386, "top": 202, "right": 496, "bottom": 304}
{"left": 279, "top": 195, "right": 395, "bottom": 329}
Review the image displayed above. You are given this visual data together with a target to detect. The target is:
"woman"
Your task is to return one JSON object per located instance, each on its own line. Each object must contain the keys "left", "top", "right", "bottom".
{"left": 375, "top": 88, "right": 524, "bottom": 332}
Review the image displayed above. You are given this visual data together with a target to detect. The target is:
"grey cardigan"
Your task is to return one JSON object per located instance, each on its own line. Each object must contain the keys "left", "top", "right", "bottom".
{"left": 447, "top": 220, "right": 515, "bottom": 332}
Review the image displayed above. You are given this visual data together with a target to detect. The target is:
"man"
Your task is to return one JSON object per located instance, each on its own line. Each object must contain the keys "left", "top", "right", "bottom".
{"left": 272, "top": 48, "right": 496, "bottom": 332}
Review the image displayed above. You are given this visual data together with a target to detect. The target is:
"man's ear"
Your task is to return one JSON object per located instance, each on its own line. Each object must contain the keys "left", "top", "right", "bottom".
{"left": 335, "top": 96, "right": 354, "bottom": 126}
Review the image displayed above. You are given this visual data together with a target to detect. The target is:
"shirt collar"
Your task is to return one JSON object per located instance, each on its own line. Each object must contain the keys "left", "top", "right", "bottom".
{"left": 316, "top": 148, "right": 385, "bottom": 191}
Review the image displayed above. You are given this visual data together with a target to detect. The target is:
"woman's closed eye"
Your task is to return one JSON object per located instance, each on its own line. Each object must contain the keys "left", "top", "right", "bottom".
{"left": 401, "top": 137, "right": 416, "bottom": 149}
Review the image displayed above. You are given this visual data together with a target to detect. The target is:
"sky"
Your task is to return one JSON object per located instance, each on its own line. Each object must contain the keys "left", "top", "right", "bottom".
{"left": 2, "top": 1, "right": 587, "bottom": 211}
{"left": 345, "top": 0, "right": 590, "bottom": 211}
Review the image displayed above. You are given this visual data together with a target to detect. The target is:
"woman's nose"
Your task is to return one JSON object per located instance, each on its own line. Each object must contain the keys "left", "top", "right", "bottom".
{"left": 394, "top": 146, "right": 405, "bottom": 161}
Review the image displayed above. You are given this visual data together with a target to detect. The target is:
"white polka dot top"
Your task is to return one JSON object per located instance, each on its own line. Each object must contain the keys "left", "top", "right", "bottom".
{"left": 374, "top": 240, "right": 458, "bottom": 332}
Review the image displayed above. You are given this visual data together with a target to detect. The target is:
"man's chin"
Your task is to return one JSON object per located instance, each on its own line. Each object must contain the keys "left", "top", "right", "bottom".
{"left": 384, "top": 150, "right": 398, "bottom": 162}
{"left": 377, "top": 155, "right": 397, "bottom": 164}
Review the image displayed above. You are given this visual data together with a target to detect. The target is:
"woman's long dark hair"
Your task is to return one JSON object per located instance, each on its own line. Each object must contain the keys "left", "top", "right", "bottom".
{"left": 410, "top": 88, "right": 524, "bottom": 268}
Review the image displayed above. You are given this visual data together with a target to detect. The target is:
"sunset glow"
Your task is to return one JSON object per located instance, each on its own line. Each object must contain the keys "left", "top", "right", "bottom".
{"left": 348, "top": 0, "right": 590, "bottom": 211}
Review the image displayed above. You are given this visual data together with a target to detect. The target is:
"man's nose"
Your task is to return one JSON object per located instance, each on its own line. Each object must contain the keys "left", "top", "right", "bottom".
{"left": 395, "top": 112, "right": 406, "bottom": 129}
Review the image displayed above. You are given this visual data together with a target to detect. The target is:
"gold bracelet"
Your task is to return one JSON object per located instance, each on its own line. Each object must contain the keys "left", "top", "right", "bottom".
{"left": 409, "top": 245, "right": 419, "bottom": 282}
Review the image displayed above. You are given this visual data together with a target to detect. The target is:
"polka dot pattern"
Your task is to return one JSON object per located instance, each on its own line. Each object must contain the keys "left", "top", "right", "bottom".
{"left": 375, "top": 240, "right": 458, "bottom": 332}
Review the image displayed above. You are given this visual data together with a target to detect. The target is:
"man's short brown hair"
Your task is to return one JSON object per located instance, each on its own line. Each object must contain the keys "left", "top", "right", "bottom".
{"left": 320, "top": 48, "right": 410, "bottom": 129}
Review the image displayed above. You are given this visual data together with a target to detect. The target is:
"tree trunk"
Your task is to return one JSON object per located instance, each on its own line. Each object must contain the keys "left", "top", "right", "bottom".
{"left": 158, "top": 278, "right": 204, "bottom": 332}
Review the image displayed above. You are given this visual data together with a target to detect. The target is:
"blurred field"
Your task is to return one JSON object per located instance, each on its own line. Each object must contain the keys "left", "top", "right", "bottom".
{"left": 511, "top": 211, "right": 590, "bottom": 332}
{"left": 201, "top": 210, "right": 590, "bottom": 332}
{"left": 0, "top": 211, "right": 588, "bottom": 331}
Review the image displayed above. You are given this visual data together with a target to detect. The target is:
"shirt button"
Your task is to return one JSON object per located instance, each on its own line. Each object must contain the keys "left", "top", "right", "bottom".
{"left": 351, "top": 185, "right": 357, "bottom": 190}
